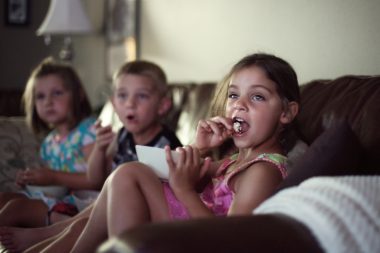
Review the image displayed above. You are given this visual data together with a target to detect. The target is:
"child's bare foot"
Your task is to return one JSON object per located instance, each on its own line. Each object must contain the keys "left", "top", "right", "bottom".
{"left": 0, "top": 226, "right": 49, "bottom": 252}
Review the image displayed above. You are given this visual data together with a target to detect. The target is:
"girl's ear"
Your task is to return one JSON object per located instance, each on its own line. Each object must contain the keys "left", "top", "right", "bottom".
{"left": 158, "top": 97, "right": 172, "bottom": 116}
{"left": 280, "top": 101, "right": 299, "bottom": 124}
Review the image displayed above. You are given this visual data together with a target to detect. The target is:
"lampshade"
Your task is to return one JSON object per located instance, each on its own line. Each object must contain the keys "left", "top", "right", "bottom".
{"left": 37, "top": 0, "right": 92, "bottom": 35}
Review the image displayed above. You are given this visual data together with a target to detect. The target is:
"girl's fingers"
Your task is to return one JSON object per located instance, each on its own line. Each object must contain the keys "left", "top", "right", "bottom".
{"left": 192, "top": 147, "right": 200, "bottom": 166}
{"left": 201, "top": 117, "right": 233, "bottom": 135}
{"left": 200, "top": 157, "right": 211, "bottom": 178}
{"left": 175, "top": 147, "right": 186, "bottom": 169}
{"left": 183, "top": 146, "right": 194, "bottom": 168}
{"left": 206, "top": 121, "right": 224, "bottom": 136}
{"left": 209, "top": 116, "right": 233, "bottom": 131}
{"left": 165, "top": 145, "right": 176, "bottom": 173}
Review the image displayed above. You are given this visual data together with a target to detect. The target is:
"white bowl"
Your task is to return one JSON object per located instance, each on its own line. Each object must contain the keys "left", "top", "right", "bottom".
{"left": 72, "top": 190, "right": 99, "bottom": 211}
{"left": 26, "top": 185, "right": 68, "bottom": 199}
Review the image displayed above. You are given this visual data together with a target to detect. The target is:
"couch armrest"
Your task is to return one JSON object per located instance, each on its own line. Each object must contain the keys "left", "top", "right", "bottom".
{"left": 98, "top": 215, "right": 322, "bottom": 253}
{"left": 0, "top": 117, "right": 41, "bottom": 192}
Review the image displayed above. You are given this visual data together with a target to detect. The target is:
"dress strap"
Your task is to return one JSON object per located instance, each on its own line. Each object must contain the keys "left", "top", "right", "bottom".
{"left": 225, "top": 153, "right": 288, "bottom": 190}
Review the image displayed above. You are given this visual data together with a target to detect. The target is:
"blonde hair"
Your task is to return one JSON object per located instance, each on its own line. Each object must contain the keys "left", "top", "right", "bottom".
{"left": 22, "top": 57, "right": 92, "bottom": 135}
{"left": 112, "top": 60, "right": 168, "bottom": 97}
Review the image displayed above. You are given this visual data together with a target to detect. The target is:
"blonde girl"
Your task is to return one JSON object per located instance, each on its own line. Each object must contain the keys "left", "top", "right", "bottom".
{"left": 0, "top": 58, "right": 97, "bottom": 228}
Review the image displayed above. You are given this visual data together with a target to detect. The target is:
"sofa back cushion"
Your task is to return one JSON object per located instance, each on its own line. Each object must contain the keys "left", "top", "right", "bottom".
{"left": 297, "top": 75, "right": 380, "bottom": 172}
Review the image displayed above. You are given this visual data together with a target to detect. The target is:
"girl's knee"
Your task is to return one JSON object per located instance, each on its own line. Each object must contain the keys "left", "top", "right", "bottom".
{"left": 110, "top": 162, "right": 154, "bottom": 185}
{"left": 5, "top": 197, "right": 29, "bottom": 209}
{"left": 0, "top": 192, "right": 24, "bottom": 207}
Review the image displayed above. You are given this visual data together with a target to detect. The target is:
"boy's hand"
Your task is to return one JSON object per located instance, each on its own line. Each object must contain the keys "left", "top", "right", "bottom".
{"left": 194, "top": 116, "right": 233, "bottom": 151}
{"left": 94, "top": 120, "right": 115, "bottom": 152}
{"left": 166, "top": 145, "right": 211, "bottom": 195}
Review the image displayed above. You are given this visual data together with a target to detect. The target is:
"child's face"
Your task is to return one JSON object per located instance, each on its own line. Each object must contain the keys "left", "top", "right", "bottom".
{"left": 225, "top": 66, "right": 287, "bottom": 148}
{"left": 34, "top": 74, "right": 72, "bottom": 127}
{"left": 112, "top": 74, "right": 166, "bottom": 135}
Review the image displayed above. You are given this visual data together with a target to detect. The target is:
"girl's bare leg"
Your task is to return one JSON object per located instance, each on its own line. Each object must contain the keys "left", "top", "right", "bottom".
{"left": 71, "top": 162, "right": 171, "bottom": 253}
{"left": 0, "top": 192, "right": 25, "bottom": 209}
{"left": 0, "top": 203, "right": 94, "bottom": 252}
{"left": 24, "top": 217, "right": 88, "bottom": 253}
{"left": 0, "top": 197, "right": 48, "bottom": 227}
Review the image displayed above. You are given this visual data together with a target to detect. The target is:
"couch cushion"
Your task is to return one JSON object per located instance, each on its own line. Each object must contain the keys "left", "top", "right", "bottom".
{"left": 298, "top": 75, "right": 380, "bottom": 172}
{"left": 0, "top": 117, "right": 41, "bottom": 192}
{"left": 275, "top": 120, "right": 364, "bottom": 192}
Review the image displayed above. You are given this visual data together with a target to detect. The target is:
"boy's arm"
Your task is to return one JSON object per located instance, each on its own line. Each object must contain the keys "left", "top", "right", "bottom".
{"left": 86, "top": 137, "right": 116, "bottom": 189}
{"left": 85, "top": 121, "right": 116, "bottom": 189}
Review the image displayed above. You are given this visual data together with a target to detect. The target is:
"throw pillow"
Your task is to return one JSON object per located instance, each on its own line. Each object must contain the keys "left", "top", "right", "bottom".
{"left": 275, "top": 120, "right": 363, "bottom": 193}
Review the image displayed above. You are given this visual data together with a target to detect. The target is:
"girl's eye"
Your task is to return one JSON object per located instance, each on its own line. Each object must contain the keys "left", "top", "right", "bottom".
{"left": 52, "top": 90, "right": 65, "bottom": 97}
{"left": 35, "top": 93, "right": 45, "bottom": 100}
{"left": 116, "top": 92, "right": 127, "bottom": 100}
{"left": 251, "top": 94, "right": 265, "bottom": 101}
{"left": 228, "top": 93, "right": 238, "bottom": 99}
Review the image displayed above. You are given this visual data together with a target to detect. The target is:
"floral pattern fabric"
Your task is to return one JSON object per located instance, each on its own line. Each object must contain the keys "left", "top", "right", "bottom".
{"left": 40, "top": 117, "right": 96, "bottom": 173}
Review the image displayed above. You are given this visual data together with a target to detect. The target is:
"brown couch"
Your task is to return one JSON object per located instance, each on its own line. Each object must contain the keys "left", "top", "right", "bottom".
{"left": 97, "top": 75, "right": 380, "bottom": 253}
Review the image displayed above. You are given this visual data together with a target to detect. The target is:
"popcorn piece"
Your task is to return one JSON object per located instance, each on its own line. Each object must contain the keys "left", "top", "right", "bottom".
{"left": 233, "top": 121, "right": 242, "bottom": 133}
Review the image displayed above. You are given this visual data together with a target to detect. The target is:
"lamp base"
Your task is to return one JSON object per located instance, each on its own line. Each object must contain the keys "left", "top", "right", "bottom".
{"left": 59, "top": 36, "right": 74, "bottom": 61}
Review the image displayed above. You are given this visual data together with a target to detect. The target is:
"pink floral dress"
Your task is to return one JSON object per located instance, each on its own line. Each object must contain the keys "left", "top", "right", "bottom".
{"left": 163, "top": 153, "right": 288, "bottom": 219}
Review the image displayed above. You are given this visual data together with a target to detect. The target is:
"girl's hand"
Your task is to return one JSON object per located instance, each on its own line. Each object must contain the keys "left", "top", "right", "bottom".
{"left": 94, "top": 120, "right": 115, "bottom": 152}
{"left": 194, "top": 116, "right": 234, "bottom": 151}
{"left": 19, "top": 168, "right": 56, "bottom": 186}
{"left": 15, "top": 170, "right": 27, "bottom": 187}
{"left": 165, "top": 145, "right": 211, "bottom": 196}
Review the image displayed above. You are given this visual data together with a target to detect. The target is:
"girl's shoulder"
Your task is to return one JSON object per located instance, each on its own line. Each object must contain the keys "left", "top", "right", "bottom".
{"left": 68, "top": 117, "right": 97, "bottom": 144}
{"left": 256, "top": 153, "right": 287, "bottom": 167}
{"left": 226, "top": 153, "right": 287, "bottom": 180}
{"left": 76, "top": 117, "right": 97, "bottom": 131}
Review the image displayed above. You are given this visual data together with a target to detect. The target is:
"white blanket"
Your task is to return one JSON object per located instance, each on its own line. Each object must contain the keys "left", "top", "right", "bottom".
{"left": 254, "top": 176, "right": 380, "bottom": 253}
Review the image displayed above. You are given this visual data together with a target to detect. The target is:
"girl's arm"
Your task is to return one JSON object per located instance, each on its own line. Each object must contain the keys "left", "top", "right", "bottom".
{"left": 19, "top": 167, "right": 98, "bottom": 190}
{"left": 21, "top": 122, "right": 115, "bottom": 190}
{"left": 228, "top": 163, "right": 283, "bottom": 215}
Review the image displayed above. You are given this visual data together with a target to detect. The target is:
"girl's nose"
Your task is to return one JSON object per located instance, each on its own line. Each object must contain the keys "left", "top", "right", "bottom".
{"left": 44, "top": 95, "right": 53, "bottom": 105}
{"left": 234, "top": 97, "right": 248, "bottom": 111}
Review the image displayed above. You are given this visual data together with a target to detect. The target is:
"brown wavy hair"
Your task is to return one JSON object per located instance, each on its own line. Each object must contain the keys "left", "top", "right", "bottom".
{"left": 22, "top": 57, "right": 92, "bottom": 135}
{"left": 210, "top": 53, "right": 301, "bottom": 152}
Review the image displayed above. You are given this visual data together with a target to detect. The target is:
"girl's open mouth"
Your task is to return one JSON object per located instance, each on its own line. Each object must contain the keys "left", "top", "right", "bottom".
{"left": 232, "top": 117, "right": 248, "bottom": 135}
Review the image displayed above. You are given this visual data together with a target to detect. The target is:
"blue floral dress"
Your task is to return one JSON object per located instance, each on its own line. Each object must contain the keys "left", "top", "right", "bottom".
{"left": 26, "top": 117, "right": 96, "bottom": 210}
{"left": 40, "top": 117, "right": 96, "bottom": 173}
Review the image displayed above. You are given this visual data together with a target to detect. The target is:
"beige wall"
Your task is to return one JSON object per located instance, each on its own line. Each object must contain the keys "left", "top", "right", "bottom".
{"left": 140, "top": 0, "right": 380, "bottom": 84}
{"left": 2, "top": 0, "right": 379, "bottom": 113}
